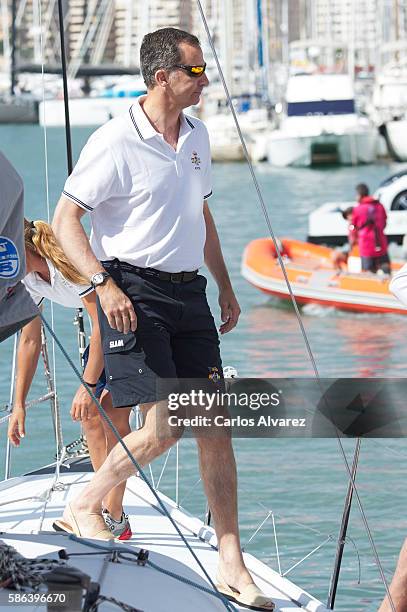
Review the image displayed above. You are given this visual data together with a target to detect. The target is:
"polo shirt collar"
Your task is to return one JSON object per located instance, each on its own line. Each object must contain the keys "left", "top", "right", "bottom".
{"left": 33, "top": 259, "right": 55, "bottom": 287}
{"left": 129, "top": 96, "right": 195, "bottom": 143}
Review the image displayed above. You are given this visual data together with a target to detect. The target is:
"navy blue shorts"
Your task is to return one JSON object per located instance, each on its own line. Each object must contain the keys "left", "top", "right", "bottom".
{"left": 97, "top": 260, "right": 223, "bottom": 408}
{"left": 82, "top": 345, "right": 108, "bottom": 399}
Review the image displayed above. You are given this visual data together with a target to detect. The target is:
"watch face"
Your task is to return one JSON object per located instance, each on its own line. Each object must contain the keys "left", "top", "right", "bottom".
{"left": 93, "top": 273, "right": 104, "bottom": 285}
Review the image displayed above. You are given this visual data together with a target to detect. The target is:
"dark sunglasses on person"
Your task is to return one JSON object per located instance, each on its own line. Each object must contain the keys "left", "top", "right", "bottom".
{"left": 173, "top": 63, "right": 207, "bottom": 77}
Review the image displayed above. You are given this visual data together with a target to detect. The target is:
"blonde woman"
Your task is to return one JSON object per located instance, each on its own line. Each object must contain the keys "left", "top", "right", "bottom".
{"left": 7, "top": 219, "right": 132, "bottom": 540}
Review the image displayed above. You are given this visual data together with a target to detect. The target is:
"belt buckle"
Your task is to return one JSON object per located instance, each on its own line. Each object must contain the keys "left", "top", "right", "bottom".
{"left": 170, "top": 272, "right": 183, "bottom": 283}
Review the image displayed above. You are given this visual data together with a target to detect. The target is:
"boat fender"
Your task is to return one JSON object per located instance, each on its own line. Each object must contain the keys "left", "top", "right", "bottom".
{"left": 347, "top": 256, "right": 362, "bottom": 274}
{"left": 275, "top": 239, "right": 286, "bottom": 257}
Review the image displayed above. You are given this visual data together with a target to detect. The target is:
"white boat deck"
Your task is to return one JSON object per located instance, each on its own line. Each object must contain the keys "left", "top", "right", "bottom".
{"left": 0, "top": 459, "right": 327, "bottom": 611}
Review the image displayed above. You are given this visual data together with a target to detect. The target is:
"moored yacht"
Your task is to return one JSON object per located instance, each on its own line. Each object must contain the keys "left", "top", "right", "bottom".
{"left": 371, "top": 42, "right": 407, "bottom": 161}
{"left": 266, "top": 74, "right": 378, "bottom": 167}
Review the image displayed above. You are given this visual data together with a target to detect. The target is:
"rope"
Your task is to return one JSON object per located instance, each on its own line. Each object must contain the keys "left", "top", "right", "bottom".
{"left": 0, "top": 540, "right": 141, "bottom": 612}
{"left": 194, "top": 2, "right": 395, "bottom": 609}
{"left": 69, "top": 536, "right": 237, "bottom": 610}
{"left": 39, "top": 314, "right": 234, "bottom": 612}
{"left": 0, "top": 540, "right": 63, "bottom": 590}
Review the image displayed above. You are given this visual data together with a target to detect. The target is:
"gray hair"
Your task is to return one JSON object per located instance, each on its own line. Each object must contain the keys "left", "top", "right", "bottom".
{"left": 140, "top": 27, "right": 201, "bottom": 89}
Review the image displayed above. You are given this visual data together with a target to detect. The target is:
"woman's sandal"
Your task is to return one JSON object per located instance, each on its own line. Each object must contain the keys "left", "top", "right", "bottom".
{"left": 53, "top": 502, "right": 113, "bottom": 541}
{"left": 216, "top": 575, "right": 275, "bottom": 611}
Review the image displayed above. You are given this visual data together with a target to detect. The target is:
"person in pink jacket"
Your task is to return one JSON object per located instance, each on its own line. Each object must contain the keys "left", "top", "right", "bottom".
{"left": 350, "top": 183, "right": 390, "bottom": 274}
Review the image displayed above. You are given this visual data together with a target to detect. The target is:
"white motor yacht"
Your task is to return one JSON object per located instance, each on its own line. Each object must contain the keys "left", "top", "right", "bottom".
{"left": 369, "top": 41, "right": 407, "bottom": 161}
{"left": 267, "top": 74, "right": 378, "bottom": 167}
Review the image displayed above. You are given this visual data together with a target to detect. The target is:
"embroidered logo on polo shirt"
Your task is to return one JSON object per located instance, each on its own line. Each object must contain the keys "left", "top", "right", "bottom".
{"left": 110, "top": 339, "right": 124, "bottom": 349}
{"left": 191, "top": 151, "right": 201, "bottom": 170}
{"left": 0, "top": 237, "right": 20, "bottom": 279}
{"left": 208, "top": 366, "right": 221, "bottom": 383}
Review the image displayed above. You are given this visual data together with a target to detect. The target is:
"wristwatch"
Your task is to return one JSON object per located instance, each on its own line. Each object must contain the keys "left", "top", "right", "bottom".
{"left": 90, "top": 271, "right": 111, "bottom": 288}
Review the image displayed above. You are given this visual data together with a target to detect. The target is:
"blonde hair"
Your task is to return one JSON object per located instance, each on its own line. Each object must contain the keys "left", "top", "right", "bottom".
{"left": 24, "top": 219, "right": 89, "bottom": 286}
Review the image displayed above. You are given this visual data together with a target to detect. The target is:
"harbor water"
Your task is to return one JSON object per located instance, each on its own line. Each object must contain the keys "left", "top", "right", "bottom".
{"left": 1, "top": 125, "right": 407, "bottom": 611}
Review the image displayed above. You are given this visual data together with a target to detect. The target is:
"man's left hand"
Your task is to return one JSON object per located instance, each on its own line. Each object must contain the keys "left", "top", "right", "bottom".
{"left": 218, "top": 287, "right": 241, "bottom": 334}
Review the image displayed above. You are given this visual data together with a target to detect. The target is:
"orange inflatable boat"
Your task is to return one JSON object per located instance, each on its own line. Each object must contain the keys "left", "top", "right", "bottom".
{"left": 242, "top": 238, "right": 407, "bottom": 314}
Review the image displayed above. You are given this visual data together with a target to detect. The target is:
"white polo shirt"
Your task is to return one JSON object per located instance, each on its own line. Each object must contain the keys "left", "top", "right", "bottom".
{"left": 63, "top": 97, "right": 213, "bottom": 272}
{"left": 23, "top": 259, "right": 93, "bottom": 308}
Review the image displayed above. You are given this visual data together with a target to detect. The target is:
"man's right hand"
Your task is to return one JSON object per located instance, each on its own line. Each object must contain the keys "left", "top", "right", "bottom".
{"left": 8, "top": 405, "right": 26, "bottom": 447}
{"left": 96, "top": 278, "right": 137, "bottom": 333}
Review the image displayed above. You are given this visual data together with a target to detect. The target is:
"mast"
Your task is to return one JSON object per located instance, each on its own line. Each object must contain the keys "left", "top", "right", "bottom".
{"left": 394, "top": 0, "right": 400, "bottom": 62}
{"left": 220, "top": 0, "right": 233, "bottom": 94}
{"left": 10, "top": 0, "right": 17, "bottom": 95}
{"left": 56, "top": 0, "right": 86, "bottom": 370}
{"left": 57, "top": 0, "right": 72, "bottom": 173}
{"left": 326, "top": 439, "right": 361, "bottom": 609}
{"left": 124, "top": 0, "right": 134, "bottom": 67}
{"left": 348, "top": 0, "right": 356, "bottom": 79}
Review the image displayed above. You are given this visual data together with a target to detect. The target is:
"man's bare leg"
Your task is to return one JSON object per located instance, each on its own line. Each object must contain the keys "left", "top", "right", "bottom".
{"left": 196, "top": 434, "right": 267, "bottom": 596}
{"left": 65, "top": 400, "right": 182, "bottom": 536}
{"left": 378, "top": 538, "right": 407, "bottom": 612}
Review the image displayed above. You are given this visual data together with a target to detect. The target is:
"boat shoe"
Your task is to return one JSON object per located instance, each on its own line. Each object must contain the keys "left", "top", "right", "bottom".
{"left": 102, "top": 508, "right": 133, "bottom": 540}
{"left": 216, "top": 573, "right": 275, "bottom": 611}
{"left": 53, "top": 502, "right": 113, "bottom": 540}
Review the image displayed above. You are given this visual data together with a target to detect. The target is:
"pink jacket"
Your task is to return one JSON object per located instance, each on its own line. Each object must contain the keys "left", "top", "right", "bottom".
{"left": 351, "top": 197, "right": 388, "bottom": 258}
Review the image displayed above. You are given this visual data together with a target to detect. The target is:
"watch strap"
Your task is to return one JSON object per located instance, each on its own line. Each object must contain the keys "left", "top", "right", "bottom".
{"left": 91, "top": 271, "right": 110, "bottom": 288}
{"left": 83, "top": 380, "right": 98, "bottom": 388}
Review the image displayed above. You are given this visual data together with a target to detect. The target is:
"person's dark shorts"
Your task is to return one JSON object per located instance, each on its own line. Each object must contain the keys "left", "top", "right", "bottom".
{"left": 97, "top": 260, "right": 224, "bottom": 408}
{"left": 361, "top": 254, "right": 391, "bottom": 273}
{"left": 82, "top": 345, "right": 108, "bottom": 399}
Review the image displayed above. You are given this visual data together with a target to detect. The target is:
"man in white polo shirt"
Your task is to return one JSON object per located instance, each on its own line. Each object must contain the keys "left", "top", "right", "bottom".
{"left": 53, "top": 28, "right": 274, "bottom": 611}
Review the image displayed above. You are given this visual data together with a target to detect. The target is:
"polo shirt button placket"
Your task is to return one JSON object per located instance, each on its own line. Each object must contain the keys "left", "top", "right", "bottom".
{"left": 176, "top": 159, "right": 183, "bottom": 177}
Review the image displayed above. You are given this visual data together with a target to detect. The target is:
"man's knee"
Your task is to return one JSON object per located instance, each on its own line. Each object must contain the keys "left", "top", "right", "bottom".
{"left": 146, "top": 421, "right": 184, "bottom": 454}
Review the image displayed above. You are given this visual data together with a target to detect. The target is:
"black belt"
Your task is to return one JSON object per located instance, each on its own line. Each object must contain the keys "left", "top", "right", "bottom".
{"left": 104, "top": 260, "right": 198, "bottom": 283}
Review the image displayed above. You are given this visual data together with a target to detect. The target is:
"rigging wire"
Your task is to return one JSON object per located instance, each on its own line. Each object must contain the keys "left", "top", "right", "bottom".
{"left": 194, "top": 1, "right": 395, "bottom": 609}
{"left": 37, "top": 0, "right": 61, "bottom": 483}
{"left": 37, "top": 0, "right": 63, "bottom": 486}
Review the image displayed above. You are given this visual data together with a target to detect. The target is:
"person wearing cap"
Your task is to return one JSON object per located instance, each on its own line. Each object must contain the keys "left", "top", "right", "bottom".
{"left": 52, "top": 26, "right": 274, "bottom": 612}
